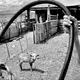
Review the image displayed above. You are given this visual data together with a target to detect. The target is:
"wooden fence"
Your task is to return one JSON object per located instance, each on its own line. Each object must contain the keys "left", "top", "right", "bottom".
{"left": 33, "top": 20, "right": 58, "bottom": 44}
{"left": 0, "top": 22, "right": 19, "bottom": 42}
{"left": 0, "top": 34, "right": 28, "bottom": 63}
{"left": 0, "top": 21, "right": 31, "bottom": 42}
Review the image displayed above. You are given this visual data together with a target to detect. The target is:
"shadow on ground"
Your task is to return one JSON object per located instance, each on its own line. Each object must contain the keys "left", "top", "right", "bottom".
{"left": 21, "top": 68, "right": 45, "bottom": 73}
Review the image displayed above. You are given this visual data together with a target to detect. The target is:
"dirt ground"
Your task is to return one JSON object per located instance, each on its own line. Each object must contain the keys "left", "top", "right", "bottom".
{"left": 0, "top": 32, "right": 80, "bottom": 80}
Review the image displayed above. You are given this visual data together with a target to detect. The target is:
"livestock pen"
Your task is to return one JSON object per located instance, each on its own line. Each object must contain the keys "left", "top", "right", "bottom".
{"left": 0, "top": 31, "right": 79, "bottom": 80}
{"left": 0, "top": 1, "right": 80, "bottom": 80}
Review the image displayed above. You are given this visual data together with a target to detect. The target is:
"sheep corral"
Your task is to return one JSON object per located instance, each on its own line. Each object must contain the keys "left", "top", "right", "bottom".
{"left": 0, "top": 32, "right": 80, "bottom": 80}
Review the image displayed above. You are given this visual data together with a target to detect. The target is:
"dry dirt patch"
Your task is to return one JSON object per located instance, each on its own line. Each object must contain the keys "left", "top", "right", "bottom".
{"left": 0, "top": 33, "right": 80, "bottom": 80}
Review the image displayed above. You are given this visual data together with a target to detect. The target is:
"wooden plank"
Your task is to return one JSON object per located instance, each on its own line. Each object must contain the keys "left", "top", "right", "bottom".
{"left": 50, "top": 27, "right": 57, "bottom": 36}
{"left": 34, "top": 23, "right": 42, "bottom": 44}
{"left": 0, "top": 44, "right": 9, "bottom": 63}
{"left": 10, "top": 25, "right": 19, "bottom": 38}
{"left": 7, "top": 40, "right": 21, "bottom": 58}
{"left": 4, "top": 28, "right": 10, "bottom": 40}
{"left": 19, "top": 36, "right": 27, "bottom": 52}
{"left": 50, "top": 20, "right": 58, "bottom": 28}
{"left": 0, "top": 25, "right": 10, "bottom": 40}
{"left": 27, "top": 32, "right": 34, "bottom": 45}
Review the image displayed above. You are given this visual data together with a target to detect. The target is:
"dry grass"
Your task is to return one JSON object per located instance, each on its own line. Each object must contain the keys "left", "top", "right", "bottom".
{"left": 0, "top": 32, "right": 80, "bottom": 80}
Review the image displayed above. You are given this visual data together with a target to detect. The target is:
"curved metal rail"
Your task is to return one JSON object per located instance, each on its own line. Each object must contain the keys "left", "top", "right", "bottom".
{"left": 0, "top": 0, "right": 75, "bottom": 80}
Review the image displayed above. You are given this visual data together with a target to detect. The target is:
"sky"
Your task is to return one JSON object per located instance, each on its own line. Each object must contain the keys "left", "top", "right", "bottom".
{"left": 0, "top": 0, "right": 36, "bottom": 11}
{"left": 0, "top": 0, "right": 25, "bottom": 5}
{"left": 0, "top": 0, "right": 79, "bottom": 5}
{"left": 57, "top": 0, "right": 80, "bottom": 6}
{"left": 0, "top": 0, "right": 80, "bottom": 11}
{"left": 0, "top": 0, "right": 36, "bottom": 5}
